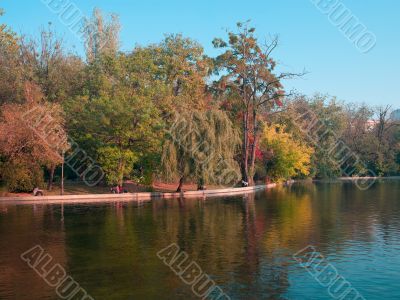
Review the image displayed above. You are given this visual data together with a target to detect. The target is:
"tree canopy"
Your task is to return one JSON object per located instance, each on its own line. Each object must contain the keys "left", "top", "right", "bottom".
{"left": 0, "top": 8, "right": 398, "bottom": 193}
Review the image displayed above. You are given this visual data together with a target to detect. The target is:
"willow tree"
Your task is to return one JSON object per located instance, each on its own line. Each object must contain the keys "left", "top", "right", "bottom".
{"left": 161, "top": 109, "right": 240, "bottom": 192}
{"left": 213, "top": 21, "right": 302, "bottom": 185}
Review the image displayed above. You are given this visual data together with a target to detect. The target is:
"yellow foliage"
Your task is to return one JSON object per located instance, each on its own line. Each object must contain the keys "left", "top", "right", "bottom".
{"left": 260, "top": 124, "right": 314, "bottom": 181}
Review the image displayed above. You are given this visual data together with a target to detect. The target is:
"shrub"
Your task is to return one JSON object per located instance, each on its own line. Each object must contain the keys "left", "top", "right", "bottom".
{"left": 1, "top": 160, "right": 44, "bottom": 192}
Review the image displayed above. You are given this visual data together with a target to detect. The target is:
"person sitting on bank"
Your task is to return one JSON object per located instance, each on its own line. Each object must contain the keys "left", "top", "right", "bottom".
{"left": 33, "top": 187, "right": 44, "bottom": 196}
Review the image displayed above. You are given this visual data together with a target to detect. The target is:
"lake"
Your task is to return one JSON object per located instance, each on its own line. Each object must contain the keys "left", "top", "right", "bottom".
{"left": 0, "top": 180, "right": 399, "bottom": 299}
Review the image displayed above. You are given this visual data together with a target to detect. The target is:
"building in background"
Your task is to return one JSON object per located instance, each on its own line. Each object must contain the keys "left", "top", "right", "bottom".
{"left": 390, "top": 109, "right": 400, "bottom": 121}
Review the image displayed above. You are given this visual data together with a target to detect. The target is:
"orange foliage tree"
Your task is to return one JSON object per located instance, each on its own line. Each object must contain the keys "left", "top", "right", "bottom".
{"left": 0, "top": 83, "right": 68, "bottom": 191}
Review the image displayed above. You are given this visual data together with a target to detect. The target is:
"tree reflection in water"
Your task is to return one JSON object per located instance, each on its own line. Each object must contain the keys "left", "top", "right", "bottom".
{"left": 0, "top": 180, "right": 400, "bottom": 299}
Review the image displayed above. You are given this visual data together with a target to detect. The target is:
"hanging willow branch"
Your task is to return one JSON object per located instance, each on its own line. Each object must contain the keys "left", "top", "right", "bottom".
{"left": 160, "top": 109, "right": 241, "bottom": 189}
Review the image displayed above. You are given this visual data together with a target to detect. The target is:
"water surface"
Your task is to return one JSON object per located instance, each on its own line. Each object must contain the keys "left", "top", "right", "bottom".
{"left": 0, "top": 180, "right": 399, "bottom": 299}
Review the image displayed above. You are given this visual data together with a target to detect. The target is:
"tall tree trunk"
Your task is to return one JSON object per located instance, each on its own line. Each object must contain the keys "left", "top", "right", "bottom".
{"left": 241, "top": 111, "right": 250, "bottom": 185}
{"left": 176, "top": 176, "right": 184, "bottom": 192}
{"left": 47, "top": 164, "right": 56, "bottom": 191}
{"left": 248, "top": 108, "right": 258, "bottom": 186}
{"left": 249, "top": 136, "right": 258, "bottom": 186}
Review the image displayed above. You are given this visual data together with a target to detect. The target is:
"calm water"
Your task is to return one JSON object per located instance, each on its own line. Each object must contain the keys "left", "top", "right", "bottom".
{"left": 0, "top": 180, "right": 399, "bottom": 300}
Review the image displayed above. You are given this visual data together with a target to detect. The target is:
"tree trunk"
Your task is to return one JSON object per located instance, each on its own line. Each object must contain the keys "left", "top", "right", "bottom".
{"left": 176, "top": 176, "right": 184, "bottom": 192}
{"left": 241, "top": 111, "right": 250, "bottom": 185}
{"left": 248, "top": 108, "right": 258, "bottom": 186}
{"left": 248, "top": 134, "right": 258, "bottom": 186}
{"left": 197, "top": 177, "right": 205, "bottom": 190}
{"left": 47, "top": 164, "right": 56, "bottom": 191}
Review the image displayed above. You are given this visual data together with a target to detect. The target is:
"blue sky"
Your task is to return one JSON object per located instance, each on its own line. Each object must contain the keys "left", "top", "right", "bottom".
{"left": 1, "top": 0, "right": 399, "bottom": 107}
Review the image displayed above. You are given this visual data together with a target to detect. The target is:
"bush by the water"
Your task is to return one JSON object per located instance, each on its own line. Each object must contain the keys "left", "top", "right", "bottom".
{"left": 1, "top": 161, "right": 44, "bottom": 192}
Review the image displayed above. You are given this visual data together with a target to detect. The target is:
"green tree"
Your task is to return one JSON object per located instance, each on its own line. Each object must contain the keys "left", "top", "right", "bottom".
{"left": 68, "top": 49, "right": 163, "bottom": 185}
{"left": 369, "top": 106, "right": 400, "bottom": 175}
{"left": 83, "top": 92, "right": 162, "bottom": 185}
{"left": 67, "top": 9, "right": 163, "bottom": 185}
{"left": 68, "top": 53, "right": 163, "bottom": 185}
{"left": 0, "top": 9, "right": 25, "bottom": 104}
{"left": 278, "top": 94, "right": 347, "bottom": 178}
{"left": 123, "top": 34, "right": 212, "bottom": 115}
{"left": 20, "top": 26, "right": 85, "bottom": 104}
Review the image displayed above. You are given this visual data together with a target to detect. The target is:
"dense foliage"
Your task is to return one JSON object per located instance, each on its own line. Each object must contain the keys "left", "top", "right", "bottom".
{"left": 161, "top": 109, "right": 240, "bottom": 191}
{"left": 0, "top": 8, "right": 398, "bottom": 192}
{"left": 259, "top": 125, "right": 313, "bottom": 181}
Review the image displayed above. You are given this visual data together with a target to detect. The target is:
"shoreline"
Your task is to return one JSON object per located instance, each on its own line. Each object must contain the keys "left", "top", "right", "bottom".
{"left": 0, "top": 184, "right": 277, "bottom": 205}
{"left": 3, "top": 176, "right": 398, "bottom": 205}
{"left": 313, "top": 176, "right": 400, "bottom": 181}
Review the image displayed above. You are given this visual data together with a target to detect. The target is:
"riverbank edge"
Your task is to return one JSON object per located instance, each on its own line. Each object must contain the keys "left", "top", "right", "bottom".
{"left": 313, "top": 176, "right": 400, "bottom": 182}
{"left": 0, "top": 184, "right": 277, "bottom": 204}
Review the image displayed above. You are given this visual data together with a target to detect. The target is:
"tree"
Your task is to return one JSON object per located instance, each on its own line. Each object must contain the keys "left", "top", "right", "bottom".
{"left": 213, "top": 21, "right": 301, "bottom": 185}
{"left": 67, "top": 9, "right": 163, "bottom": 186}
{"left": 260, "top": 124, "right": 313, "bottom": 181}
{"left": 341, "top": 103, "right": 373, "bottom": 154}
{"left": 17, "top": 25, "right": 84, "bottom": 189}
{"left": 19, "top": 25, "right": 85, "bottom": 105}
{"left": 86, "top": 93, "right": 162, "bottom": 186}
{"left": 0, "top": 9, "right": 25, "bottom": 104}
{"left": 278, "top": 94, "right": 347, "bottom": 178}
{"left": 161, "top": 109, "right": 240, "bottom": 191}
{"left": 122, "top": 34, "right": 212, "bottom": 116}
{"left": 68, "top": 50, "right": 163, "bottom": 186}
{"left": 0, "top": 82, "right": 68, "bottom": 191}
{"left": 83, "top": 8, "right": 120, "bottom": 62}
{"left": 154, "top": 34, "right": 212, "bottom": 111}
{"left": 73, "top": 32, "right": 214, "bottom": 185}
{"left": 68, "top": 90, "right": 163, "bottom": 186}
{"left": 340, "top": 104, "right": 399, "bottom": 176}
{"left": 369, "top": 106, "right": 400, "bottom": 175}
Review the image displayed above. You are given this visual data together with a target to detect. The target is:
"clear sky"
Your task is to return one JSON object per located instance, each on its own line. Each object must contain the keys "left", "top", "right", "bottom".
{"left": 1, "top": 0, "right": 399, "bottom": 107}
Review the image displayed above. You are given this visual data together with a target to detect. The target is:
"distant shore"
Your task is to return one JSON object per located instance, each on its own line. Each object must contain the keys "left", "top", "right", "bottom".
{"left": 314, "top": 176, "right": 400, "bottom": 181}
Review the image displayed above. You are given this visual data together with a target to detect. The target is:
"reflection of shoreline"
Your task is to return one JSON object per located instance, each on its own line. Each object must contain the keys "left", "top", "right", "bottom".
{"left": 1, "top": 181, "right": 399, "bottom": 299}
